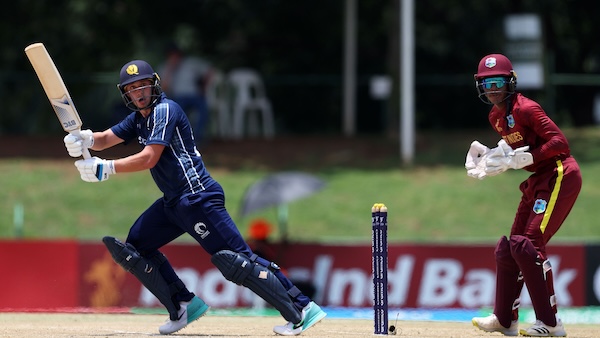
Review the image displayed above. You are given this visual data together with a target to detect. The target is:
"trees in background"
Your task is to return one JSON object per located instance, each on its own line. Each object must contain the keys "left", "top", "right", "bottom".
{"left": 2, "top": 0, "right": 599, "bottom": 135}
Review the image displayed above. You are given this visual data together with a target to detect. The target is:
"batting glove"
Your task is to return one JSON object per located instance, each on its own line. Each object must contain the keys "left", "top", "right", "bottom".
{"left": 74, "top": 157, "right": 116, "bottom": 182}
{"left": 484, "top": 139, "right": 533, "bottom": 176}
{"left": 63, "top": 129, "right": 94, "bottom": 157}
{"left": 464, "top": 140, "right": 490, "bottom": 180}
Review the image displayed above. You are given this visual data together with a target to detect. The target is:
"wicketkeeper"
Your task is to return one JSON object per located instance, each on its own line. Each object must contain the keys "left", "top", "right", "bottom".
{"left": 63, "top": 60, "right": 326, "bottom": 336}
{"left": 468, "top": 54, "right": 581, "bottom": 337}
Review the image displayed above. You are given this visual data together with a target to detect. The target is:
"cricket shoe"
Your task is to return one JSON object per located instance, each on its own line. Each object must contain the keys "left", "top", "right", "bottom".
{"left": 519, "top": 318, "right": 566, "bottom": 337}
{"left": 159, "top": 296, "right": 210, "bottom": 335}
{"left": 472, "top": 314, "right": 518, "bottom": 336}
{"left": 273, "top": 301, "right": 327, "bottom": 336}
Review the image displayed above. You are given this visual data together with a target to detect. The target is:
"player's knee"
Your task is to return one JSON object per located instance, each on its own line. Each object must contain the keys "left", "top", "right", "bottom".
{"left": 509, "top": 235, "right": 539, "bottom": 265}
{"left": 494, "top": 236, "right": 511, "bottom": 261}
{"left": 509, "top": 235, "right": 534, "bottom": 255}
{"left": 495, "top": 235, "right": 520, "bottom": 270}
{"left": 103, "top": 236, "right": 141, "bottom": 272}
{"left": 211, "top": 250, "right": 254, "bottom": 285}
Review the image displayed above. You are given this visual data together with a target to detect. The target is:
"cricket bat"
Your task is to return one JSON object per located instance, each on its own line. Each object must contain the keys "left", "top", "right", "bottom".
{"left": 24, "top": 42, "right": 91, "bottom": 159}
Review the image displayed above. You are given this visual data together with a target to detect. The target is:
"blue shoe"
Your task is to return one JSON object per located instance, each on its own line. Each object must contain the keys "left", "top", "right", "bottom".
{"left": 301, "top": 301, "right": 326, "bottom": 332}
{"left": 159, "top": 296, "right": 210, "bottom": 335}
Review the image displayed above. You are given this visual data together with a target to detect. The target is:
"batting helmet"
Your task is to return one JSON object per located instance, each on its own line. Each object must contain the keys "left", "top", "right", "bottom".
{"left": 475, "top": 54, "right": 515, "bottom": 79}
{"left": 117, "top": 60, "right": 162, "bottom": 111}
{"left": 474, "top": 54, "right": 517, "bottom": 104}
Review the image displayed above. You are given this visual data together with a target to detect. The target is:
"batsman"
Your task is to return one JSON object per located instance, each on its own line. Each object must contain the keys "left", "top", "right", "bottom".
{"left": 63, "top": 60, "right": 326, "bottom": 335}
{"left": 467, "top": 54, "right": 582, "bottom": 337}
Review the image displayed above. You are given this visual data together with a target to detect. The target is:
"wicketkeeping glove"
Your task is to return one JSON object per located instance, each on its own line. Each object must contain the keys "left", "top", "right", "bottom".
{"left": 63, "top": 129, "right": 94, "bottom": 157}
{"left": 484, "top": 139, "right": 533, "bottom": 176}
{"left": 74, "top": 157, "right": 116, "bottom": 182}
{"left": 464, "top": 140, "right": 490, "bottom": 180}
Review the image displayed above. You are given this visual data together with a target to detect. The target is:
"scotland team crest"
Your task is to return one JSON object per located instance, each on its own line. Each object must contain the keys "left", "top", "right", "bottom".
{"left": 533, "top": 199, "right": 547, "bottom": 214}
{"left": 507, "top": 114, "right": 515, "bottom": 128}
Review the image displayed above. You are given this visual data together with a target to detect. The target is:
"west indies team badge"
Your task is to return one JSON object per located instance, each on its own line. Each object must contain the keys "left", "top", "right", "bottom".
{"left": 533, "top": 199, "right": 547, "bottom": 214}
{"left": 507, "top": 114, "right": 515, "bottom": 128}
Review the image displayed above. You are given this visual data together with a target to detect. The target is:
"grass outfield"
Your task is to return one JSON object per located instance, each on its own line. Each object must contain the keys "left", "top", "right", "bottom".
{"left": 1, "top": 160, "right": 599, "bottom": 244}
{"left": 1, "top": 128, "right": 599, "bottom": 243}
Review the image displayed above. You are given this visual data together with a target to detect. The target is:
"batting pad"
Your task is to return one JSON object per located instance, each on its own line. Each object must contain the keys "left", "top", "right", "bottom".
{"left": 211, "top": 250, "right": 302, "bottom": 324}
{"left": 103, "top": 236, "right": 181, "bottom": 320}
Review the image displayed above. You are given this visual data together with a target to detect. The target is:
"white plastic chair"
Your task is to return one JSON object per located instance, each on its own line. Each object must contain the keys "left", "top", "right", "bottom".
{"left": 227, "top": 68, "right": 274, "bottom": 139}
{"left": 205, "top": 70, "right": 231, "bottom": 139}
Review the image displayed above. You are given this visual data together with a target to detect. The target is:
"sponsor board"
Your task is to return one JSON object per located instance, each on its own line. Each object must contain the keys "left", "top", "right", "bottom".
{"left": 586, "top": 244, "right": 600, "bottom": 305}
{"left": 0, "top": 240, "right": 79, "bottom": 308}
{"left": 79, "top": 243, "right": 586, "bottom": 309}
{"left": 0, "top": 240, "right": 594, "bottom": 309}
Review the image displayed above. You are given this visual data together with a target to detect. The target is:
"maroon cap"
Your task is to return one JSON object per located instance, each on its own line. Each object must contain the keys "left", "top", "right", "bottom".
{"left": 475, "top": 54, "right": 514, "bottom": 79}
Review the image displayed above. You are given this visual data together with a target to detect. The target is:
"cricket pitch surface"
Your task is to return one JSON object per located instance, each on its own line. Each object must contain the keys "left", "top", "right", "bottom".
{"left": 1, "top": 313, "right": 600, "bottom": 337}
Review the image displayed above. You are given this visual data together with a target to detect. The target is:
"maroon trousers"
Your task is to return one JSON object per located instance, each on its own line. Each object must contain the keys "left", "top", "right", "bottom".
{"left": 493, "top": 157, "right": 581, "bottom": 327}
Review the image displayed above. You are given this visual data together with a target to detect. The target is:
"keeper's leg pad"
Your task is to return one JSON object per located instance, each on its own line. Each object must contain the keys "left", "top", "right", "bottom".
{"left": 493, "top": 236, "right": 522, "bottom": 328}
{"left": 103, "top": 236, "right": 182, "bottom": 320}
{"left": 211, "top": 250, "right": 302, "bottom": 324}
{"left": 511, "top": 272, "right": 525, "bottom": 322}
{"left": 509, "top": 235, "right": 557, "bottom": 326}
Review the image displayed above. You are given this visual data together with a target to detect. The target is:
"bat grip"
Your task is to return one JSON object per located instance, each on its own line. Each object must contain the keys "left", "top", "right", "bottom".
{"left": 71, "top": 129, "right": 92, "bottom": 159}
{"left": 82, "top": 147, "right": 92, "bottom": 159}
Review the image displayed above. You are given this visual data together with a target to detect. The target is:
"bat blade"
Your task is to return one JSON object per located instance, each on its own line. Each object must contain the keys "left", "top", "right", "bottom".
{"left": 50, "top": 95, "right": 82, "bottom": 131}
{"left": 24, "top": 42, "right": 90, "bottom": 158}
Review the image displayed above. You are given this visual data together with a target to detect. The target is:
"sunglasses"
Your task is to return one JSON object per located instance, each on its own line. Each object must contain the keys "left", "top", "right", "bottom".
{"left": 481, "top": 77, "right": 507, "bottom": 89}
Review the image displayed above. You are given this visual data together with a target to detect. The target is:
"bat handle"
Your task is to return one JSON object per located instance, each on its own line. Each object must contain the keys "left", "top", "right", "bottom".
{"left": 82, "top": 147, "right": 92, "bottom": 159}
{"left": 71, "top": 129, "right": 92, "bottom": 159}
